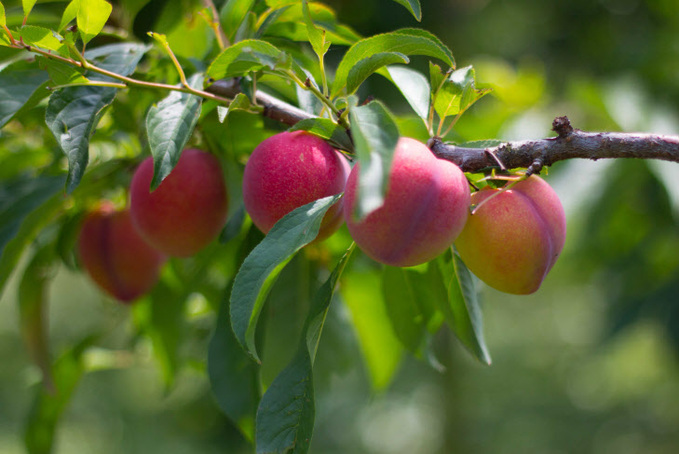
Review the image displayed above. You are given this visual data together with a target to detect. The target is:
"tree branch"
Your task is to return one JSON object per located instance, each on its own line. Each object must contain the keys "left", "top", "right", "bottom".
{"left": 207, "top": 79, "right": 679, "bottom": 174}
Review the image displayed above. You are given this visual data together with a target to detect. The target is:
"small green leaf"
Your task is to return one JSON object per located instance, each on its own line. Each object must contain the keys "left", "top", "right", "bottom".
{"left": 302, "top": 0, "right": 330, "bottom": 60}
{"left": 77, "top": 0, "right": 112, "bottom": 44}
{"left": 59, "top": 0, "right": 81, "bottom": 31}
{"left": 437, "top": 249, "right": 491, "bottom": 365}
{"left": 24, "top": 338, "right": 92, "bottom": 454}
{"left": 256, "top": 245, "right": 354, "bottom": 454}
{"left": 434, "top": 65, "right": 491, "bottom": 119}
{"left": 429, "top": 61, "right": 447, "bottom": 93}
{"left": 385, "top": 65, "right": 430, "bottom": 121}
{"left": 332, "top": 28, "right": 453, "bottom": 96}
{"left": 346, "top": 52, "right": 409, "bottom": 94}
{"left": 146, "top": 73, "right": 204, "bottom": 190}
{"left": 348, "top": 100, "right": 399, "bottom": 219}
{"left": 0, "top": 2, "right": 6, "bottom": 28}
{"left": 45, "top": 43, "right": 149, "bottom": 192}
{"left": 0, "top": 59, "right": 50, "bottom": 129}
{"left": 217, "top": 93, "right": 253, "bottom": 123}
{"left": 22, "top": 0, "right": 38, "bottom": 18}
{"left": 391, "top": 0, "right": 422, "bottom": 21}
{"left": 208, "top": 288, "right": 260, "bottom": 441}
{"left": 230, "top": 194, "right": 343, "bottom": 362}
{"left": 289, "top": 118, "right": 353, "bottom": 152}
{"left": 207, "top": 39, "right": 289, "bottom": 80}
{"left": 19, "top": 26, "right": 68, "bottom": 55}
{"left": 0, "top": 173, "right": 65, "bottom": 299}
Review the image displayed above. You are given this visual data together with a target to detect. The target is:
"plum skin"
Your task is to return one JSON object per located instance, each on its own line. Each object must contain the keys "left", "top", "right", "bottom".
{"left": 242, "top": 131, "right": 350, "bottom": 241}
{"left": 78, "top": 204, "right": 166, "bottom": 303}
{"left": 454, "top": 175, "right": 567, "bottom": 295}
{"left": 129, "top": 148, "right": 229, "bottom": 257}
{"left": 343, "top": 137, "right": 471, "bottom": 267}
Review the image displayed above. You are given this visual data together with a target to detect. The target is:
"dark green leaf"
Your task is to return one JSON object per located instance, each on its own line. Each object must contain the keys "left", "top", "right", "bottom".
{"left": 0, "top": 59, "right": 49, "bottom": 129}
{"left": 256, "top": 245, "right": 354, "bottom": 454}
{"left": 208, "top": 287, "right": 260, "bottom": 441}
{"left": 230, "top": 194, "right": 343, "bottom": 362}
{"left": 0, "top": 173, "right": 65, "bottom": 298}
{"left": 288, "top": 118, "right": 353, "bottom": 152}
{"left": 382, "top": 267, "right": 428, "bottom": 354}
{"left": 37, "top": 56, "right": 89, "bottom": 86}
{"left": 332, "top": 28, "right": 453, "bottom": 96}
{"left": 77, "top": 0, "right": 113, "bottom": 44}
{"left": 220, "top": 0, "right": 256, "bottom": 42}
{"left": 45, "top": 43, "right": 149, "bottom": 193}
{"left": 219, "top": 204, "right": 247, "bottom": 243}
{"left": 146, "top": 73, "right": 204, "bottom": 190}
{"left": 391, "top": 0, "right": 422, "bottom": 21}
{"left": 19, "top": 245, "right": 56, "bottom": 391}
{"left": 438, "top": 249, "right": 491, "bottom": 365}
{"left": 24, "top": 338, "right": 92, "bottom": 454}
{"left": 385, "top": 65, "right": 430, "bottom": 120}
{"left": 346, "top": 52, "right": 409, "bottom": 94}
{"left": 348, "top": 100, "right": 399, "bottom": 219}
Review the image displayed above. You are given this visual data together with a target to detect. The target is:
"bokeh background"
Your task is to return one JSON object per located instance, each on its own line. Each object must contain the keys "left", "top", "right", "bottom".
{"left": 2, "top": 0, "right": 679, "bottom": 452}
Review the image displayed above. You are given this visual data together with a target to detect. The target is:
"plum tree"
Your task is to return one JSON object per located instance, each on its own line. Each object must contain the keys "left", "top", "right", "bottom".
{"left": 129, "top": 149, "right": 229, "bottom": 257}
{"left": 242, "top": 131, "right": 350, "bottom": 241}
{"left": 77, "top": 204, "right": 167, "bottom": 303}
{"left": 454, "top": 175, "right": 566, "bottom": 294}
{"left": 343, "top": 137, "right": 471, "bottom": 267}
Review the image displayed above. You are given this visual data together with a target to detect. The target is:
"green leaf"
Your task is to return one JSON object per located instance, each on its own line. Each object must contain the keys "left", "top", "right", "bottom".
{"left": 19, "top": 26, "right": 68, "bottom": 55}
{"left": 22, "top": 0, "right": 38, "bottom": 18}
{"left": 288, "top": 117, "right": 353, "bottom": 152}
{"left": 437, "top": 250, "right": 491, "bottom": 365}
{"left": 348, "top": 100, "right": 399, "bottom": 219}
{"left": 434, "top": 65, "right": 491, "bottom": 119}
{"left": 45, "top": 43, "right": 149, "bottom": 193}
{"left": 346, "top": 52, "right": 409, "bottom": 94}
{"left": 77, "top": 0, "right": 112, "bottom": 44}
{"left": 37, "top": 56, "right": 89, "bottom": 86}
{"left": 59, "top": 0, "right": 81, "bottom": 31}
{"left": 391, "top": 0, "right": 422, "bottom": 21}
{"left": 208, "top": 289, "right": 260, "bottom": 440}
{"left": 230, "top": 194, "right": 343, "bottom": 362}
{"left": 385, "top": 65, "right": 430, "bottom": 121}
{"left": 216, "top": 92, "right": 252, "bottom": 123}
{"left": 342, "top": 265, "right": 403, "bottom": 390}
{"left": 219, "top": 0, "right": 256, "bottom": 42}
{"left": 302, "top": 0, "right": 330, "bottom": 60}
{"left": 256, "top": 245, "right": 354, "bottom": 454}
{"left": 429, "top": 61, "right": 447, "bottom": 93}
{"left": 0, "top": 59, "right": 49, "bottom": 129}
{"left": 19, "top": 245, "right": 56, "bottom": 392}
{"left": 24, "top": 338, "right": 92, "bottom": 454}
{"left": 0, "top": 173, "right": 65, "bottom": 299}
{"left": 207, "top": 39, "right": 287, "bottom": 80}
{"left": 0, "top": 2, "right": 6, "bottom": 28}
{"left": 332, "top": 28, "right": 453, "bottom": 96}
{"left": 146, "top": 72, "right": 204, "bottom": 190}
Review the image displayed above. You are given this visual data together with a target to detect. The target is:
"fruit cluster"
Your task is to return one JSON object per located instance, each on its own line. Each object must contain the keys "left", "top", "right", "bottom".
{"left": 78, "top": 131, "right": 566, "bottom": 302}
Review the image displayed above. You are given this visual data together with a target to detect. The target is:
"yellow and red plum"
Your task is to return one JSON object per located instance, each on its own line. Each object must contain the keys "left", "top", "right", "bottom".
{"left": 242, "top": 131, "right": 350, "bottom": 241}
{"left": 130, "top": 148, "right": 228, "bottom": 257}
{"left": 455, "top": 175, "right": 566, "bottom": 295}
{"left": 343, "top": 137, "right": 471, "bottom": 267}
{"left": 78, "top": 204, "right": 166, "bottom": 303}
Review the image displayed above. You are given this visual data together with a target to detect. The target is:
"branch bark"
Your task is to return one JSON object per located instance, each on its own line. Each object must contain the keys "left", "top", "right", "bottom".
{"left": 207, "top": 79, "right": 679, "bottom": 174}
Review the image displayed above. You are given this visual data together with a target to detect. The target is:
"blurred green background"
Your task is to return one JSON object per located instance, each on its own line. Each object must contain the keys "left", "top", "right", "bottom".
{"left": 3, "top": 0, "right": 679, "bottom": 453}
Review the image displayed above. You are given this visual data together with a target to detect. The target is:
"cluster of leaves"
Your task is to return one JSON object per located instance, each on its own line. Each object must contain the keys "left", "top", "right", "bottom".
{"left": 0, "top": 0, "right": 494, "bottom": 452}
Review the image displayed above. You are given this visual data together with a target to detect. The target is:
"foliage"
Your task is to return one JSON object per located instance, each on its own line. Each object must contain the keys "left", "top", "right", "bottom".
{"left": 1, "top": 0, "right": 678, "bottom": 453}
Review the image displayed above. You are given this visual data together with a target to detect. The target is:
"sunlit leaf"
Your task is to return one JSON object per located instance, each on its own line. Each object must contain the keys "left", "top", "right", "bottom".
{"left": 220, "top": 0, "right": 256, "bottom": 42}
{"left": 22, "top": 0, "right": 38, "bottom": 18}
{"left": 302, "top": 0, "right": 330, "bottom": 61}
{"left": 146, "top": 72, "right": 204, "bottom": 190}
{"left": 19, "top": 26, "right": 68, "bottom": 55}
{"left": 384, "top": 65, "right": 430, "bottom": 120}
{"left": 77, "top": 0, "right": 113, "bottom": 44}
{"left": 348, "top": 100, "right": 399, "bottom": 219}
{"left": 59, "top": 0, "right": 81, "bottom": 31}
{"left": 230, "top": 195, "right": 343, "bottom": 361}
{"left": 434, "top": 65, "right": 491, "bottom": 119}
{"left": 346, "top": 52, "right": 409, "bottom": 94}
{"left": 207, "top": 39, "right": 291, "bottom": 80}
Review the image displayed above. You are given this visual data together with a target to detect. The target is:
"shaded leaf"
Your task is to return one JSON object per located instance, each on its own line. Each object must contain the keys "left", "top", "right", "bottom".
{"left": 37, "top": 56, "right": 89, "bottom": 86}
{"left": 219, "top": 0, "right": 256, "bottom": 42}
{"left": 391, "top": 0, "right": 422, "bottom": 21}
{"left": 332, "top": 28, "right": 453, "bottom": 96}
{"left": 146, "top": 72, "right": 204, "bottom": 190}
{"left": 348, "top": 100, "right": 399, "bottom": 219}
{"left": 45, "top": 43, "right": 149, "bottom": 193}
{"left": 346, "top": 52, "right": 409, "bottom": 94}
{"left": 230, "top": 194, "right": 343, "bottom": 362}
{"left": 0, "top": 60, "right": 49, "bottom": 129}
